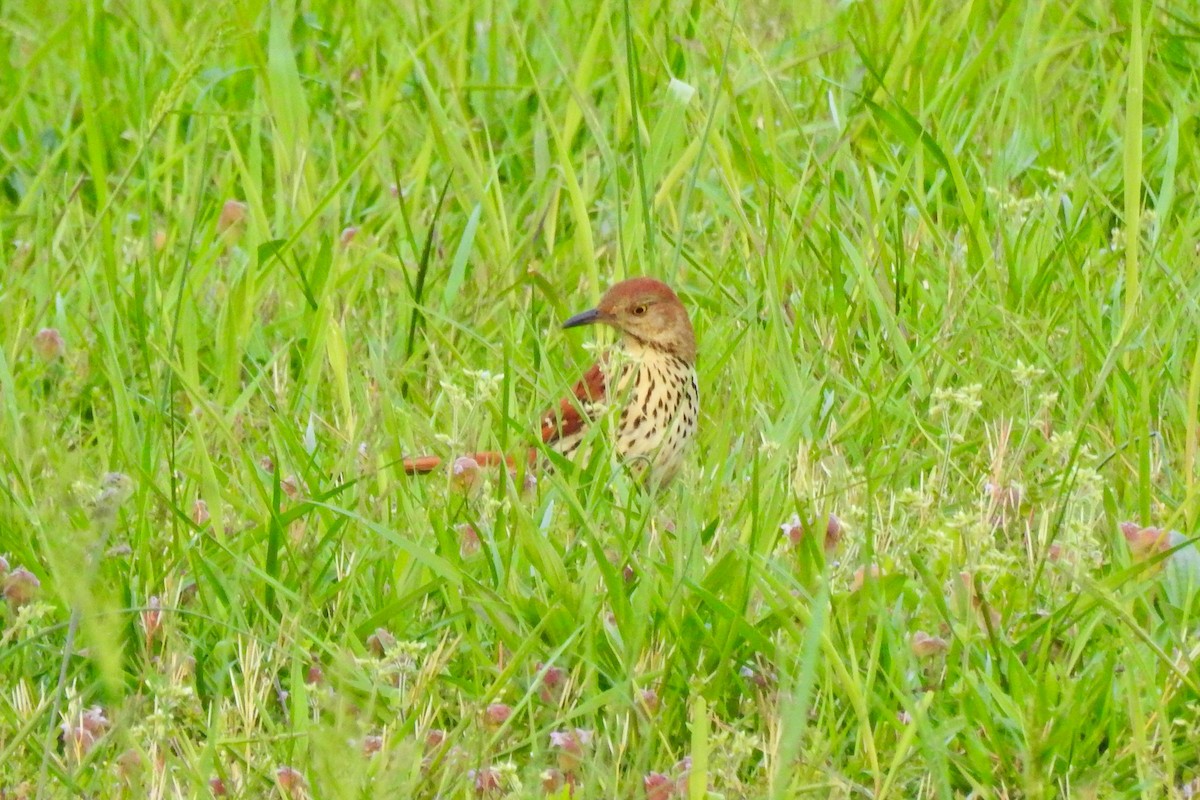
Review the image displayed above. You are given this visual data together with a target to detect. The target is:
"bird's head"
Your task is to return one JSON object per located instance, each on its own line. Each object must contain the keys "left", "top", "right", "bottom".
{"left": 562, "top": 277, "right": 696, "bottom": 362}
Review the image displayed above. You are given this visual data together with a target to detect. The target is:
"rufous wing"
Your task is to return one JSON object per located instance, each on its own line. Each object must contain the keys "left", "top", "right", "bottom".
{"left": 404, "top": 362, "right": 607, "bottom": 474}
{"left": 540, "top": 362, "right": 607, "bottom": 445}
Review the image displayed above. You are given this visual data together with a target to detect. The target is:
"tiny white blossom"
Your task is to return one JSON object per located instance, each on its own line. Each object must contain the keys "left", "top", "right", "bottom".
{"left": 667, "top": 77, "right": 697, "bottom": 105}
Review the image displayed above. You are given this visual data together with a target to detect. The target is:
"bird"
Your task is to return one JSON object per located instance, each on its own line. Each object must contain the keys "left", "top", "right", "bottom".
{"left": 402, "top": 277, "right": 699, "bottom": 487}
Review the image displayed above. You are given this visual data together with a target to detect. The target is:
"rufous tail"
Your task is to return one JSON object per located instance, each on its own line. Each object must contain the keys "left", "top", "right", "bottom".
{"left": 402, "top": 450, "right": 535, "bottom": 474}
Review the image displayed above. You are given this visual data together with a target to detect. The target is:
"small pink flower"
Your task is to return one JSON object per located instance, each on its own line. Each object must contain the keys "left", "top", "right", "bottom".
{"left": 425, "top": 729, "right": 447, "bottom": 751}
{"left": 850, "top": 565, "right": 881, "bottom": 592}
{"left": 217, "top": 200, "right": 247, "bottom": 234}
{"left": 275, "top": 766, "right": 307, "bottom": 796}
{"left": 739, "top": 663, "right": 774, "bottom": 689}
{"left": 32, "top": 328, "right": 65, "bottom": 361}
{"left": 142, "top": 595, "right": 163, "bottom": 647}
{"left": 781, "top": 512, "right": 842, "bottom": 551}
{"left": 61, "top": 706, "right": 110, "bottom": 761}
{"left": 459, "top": 524, "right": 481, "bottom": 558}
{"left": 280, "top": 475, "right": 304, "bottom": 501}
{"left": 644, "top": 771, "right": 676, "bottom": 800}
{"left": 780, "top": 514, "right": 803, "bottom": 545}
{"left": 4, "top": 567, "right": 40, "bottom": 606}
{"left": 366, "top": 628, "right": 396, "bottom": 656}
{"left": 537, "top": 663, "right": 568, "bottom": 704}
{"left": 910, "top": 631, "right": 948, "bottom": 659}
{"left": 1120, "top": 521, "right": 1170, "bottom": 561}
{"left": 541, "top": 767, "right": 573, "bottom": 793}
{"left": 339, "top": 226, "right": 359, "bottom": 247}
{"left": 305, "top": 662, "right": 323, "bottom": 685}
{"left": 483, "top": 703, "right": 512, "bottom": 728}
{"left": 824, "top": 513, "right": 844, "bottom": 549}
{"left": 362, "top": 735, "right": 383, "bottom": 756}
{"left": 549, "top": 728, "right": 592, "bottom": 773}
{"left": 470, "top": 766, "right": 502, "bottom": 795}
{"left": 192, "top": 499, "right": 210, "bottom": 526}
{"left": 452, "top": 457, "right": 481, "bottom": 490}
{"left": 638, "top": 688, "right": 660, "bottom": 714}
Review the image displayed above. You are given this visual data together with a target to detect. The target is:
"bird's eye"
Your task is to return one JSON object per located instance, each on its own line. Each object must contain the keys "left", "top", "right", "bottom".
{"left": 632, "top": 304, "right": 648, "bottom": 316}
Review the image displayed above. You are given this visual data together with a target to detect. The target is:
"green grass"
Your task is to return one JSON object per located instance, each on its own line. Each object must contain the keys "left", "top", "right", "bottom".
{"left": 3, "top": 0, "right": 1200, "bottom": 796}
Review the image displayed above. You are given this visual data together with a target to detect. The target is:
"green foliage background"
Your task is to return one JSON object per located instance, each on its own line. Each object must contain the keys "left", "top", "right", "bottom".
{"left": 2, "top": 0, "right": 1200, "bottom": 796}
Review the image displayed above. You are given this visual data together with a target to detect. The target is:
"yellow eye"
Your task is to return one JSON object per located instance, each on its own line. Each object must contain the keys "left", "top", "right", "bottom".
{"left": 632, "top": 304, "right": 648, "bottom": 316}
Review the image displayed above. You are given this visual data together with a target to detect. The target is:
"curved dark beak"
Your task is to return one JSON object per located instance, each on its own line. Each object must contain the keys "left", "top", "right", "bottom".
{"left": 562, "top": 307, "right": 602, "bottom": 329}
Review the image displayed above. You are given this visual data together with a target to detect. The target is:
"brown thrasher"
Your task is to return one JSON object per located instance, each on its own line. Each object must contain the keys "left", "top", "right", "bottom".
{"left": 403, "top": 277, "right": 698, "bottom": 486}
